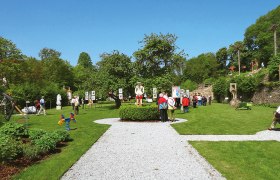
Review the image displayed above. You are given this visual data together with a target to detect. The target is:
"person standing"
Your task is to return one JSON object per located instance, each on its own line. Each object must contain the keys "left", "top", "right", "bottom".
{"left": 74, "top": 96, "right": 79, "bottom": 115}
{"left": 197, "top": 93, "right": 202, "bottom": 106}
{"left": 37, "top": 96, "right": 46, "bottom": 115}
{"left": 182, "top": 95, "right": 190, "bottom": 113}
{"left": 208, "top": 96, "right": 212, "bottom": 105}
{"left": 192, "top": 94, "right": 198, "bottom": 108}
{"left": 71, "top": 97, "right": 75, "bottom": 110}
{"left": 167, "top": 96, "right": 176, "bottom": 122}
{"left": 158, "top": 93, "right": 168, "bottom": 122}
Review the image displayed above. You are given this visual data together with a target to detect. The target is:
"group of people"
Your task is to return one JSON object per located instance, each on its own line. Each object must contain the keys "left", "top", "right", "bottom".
{"left": 157, "top": 93, "right": 177, "bottom": 122}
{"left": 157, "top": 92, "right": 212, "bottom": 122}
{"left": 191, "top": 93, "right": 211, "bottom": 108}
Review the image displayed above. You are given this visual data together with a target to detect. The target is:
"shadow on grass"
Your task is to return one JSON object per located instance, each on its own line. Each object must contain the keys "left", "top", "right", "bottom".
{"left": 95, "top": 105, "right": 118, "bottom": 111}
{"left": 269, "top": 128, "right": 280, "bottom": 131}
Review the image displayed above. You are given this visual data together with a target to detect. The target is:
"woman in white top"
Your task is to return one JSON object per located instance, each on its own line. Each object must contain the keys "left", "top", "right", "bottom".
{"left": 167, "top": 95, "right": 176, "bottom": 122}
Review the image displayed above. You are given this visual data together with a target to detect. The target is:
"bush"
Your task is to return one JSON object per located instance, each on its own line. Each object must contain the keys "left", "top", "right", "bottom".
{"left": 33, "top": 133, "right": 57, "bottom": 153}
{"left": 119, "top": 104, "right": 160, "bottom": 121}
{"left": 21, "top": 144, "right": 41, "bottom": 160}
{"left": 213, "top": 77, "right": 229, "bottom": 102}
{"left": 0, "top": 135, "right": 22, "bottom": 161}
{"left": 28, "top": 129, "right": 47, "bottom": 142}
{"left": 0, "top": 122, "right": 28, "bottom": 139}
{"left": 268, "top": 55, "right": 280, "bottom": 81}
{"left": 52, "top": 129, "right": 71, "bottom": 142}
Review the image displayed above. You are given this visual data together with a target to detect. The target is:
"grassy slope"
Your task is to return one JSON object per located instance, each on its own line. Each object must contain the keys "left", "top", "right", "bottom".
{"left": 172, "top": 103, "right": 274, "bottom": 134}
{"left": 12, "top": 105, "right": 119, "bottom": 180}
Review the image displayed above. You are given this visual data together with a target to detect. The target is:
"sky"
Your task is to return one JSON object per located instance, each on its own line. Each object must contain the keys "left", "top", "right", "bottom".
{"left": 1, "top": 0, "right": 280, "bottom": 65}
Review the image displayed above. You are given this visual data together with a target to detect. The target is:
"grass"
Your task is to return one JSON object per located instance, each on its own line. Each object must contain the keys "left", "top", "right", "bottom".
{"left": 190, "top": 141, "right": 280, "bottom": 180}
{"left": 11, "top": 105, "right": 119, "bottom": 180}
{"left": 172, "top": 103, "right": 275, "bottom": 134}
{"left": 9, "top": 103, "right": 280, "bottom": 179}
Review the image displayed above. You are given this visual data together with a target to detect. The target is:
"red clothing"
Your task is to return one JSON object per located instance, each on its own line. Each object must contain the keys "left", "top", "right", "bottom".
{"left": 182, "top": 97, "right": 190, "bottom": 106}
{"left": 158, "top": 97, "right": 167, "bottom": 109}
{"left": 158, "top": 97, "right": 167, "bottom": 104}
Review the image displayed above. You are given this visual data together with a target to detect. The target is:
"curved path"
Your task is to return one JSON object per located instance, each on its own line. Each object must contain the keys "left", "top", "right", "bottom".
{"left": 62, "top": 118, "right": 224, "bottom": 180}
{"left": 62, "top": 118, "right": 280, "bottom": 179}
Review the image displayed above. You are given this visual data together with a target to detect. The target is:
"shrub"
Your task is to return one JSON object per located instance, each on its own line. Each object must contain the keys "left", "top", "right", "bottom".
{"left": 29, "top": 129, "right": 47, "bottom": 142}
{"left": 0, "top": 122, "right": 28, "bottom": 139}
{"left": 213, "top": 77, "right": 229, "bottom": 102}
{"left": 33, "top": 133, "right": 57, "bottom": 153}
{"left": 52, "top": 129, "right": 71, "bottom": 142}
{"left": 268, "top": 55, "right": 280, "bottom": 81}
{"left": 21, "top": 144, "right": 41, "bottom": 160}
{"left": 0, "top": 135, "right": 22, "bottom": 161}
{"left": 119, "top": 104, "right": 160, "bottom": 121}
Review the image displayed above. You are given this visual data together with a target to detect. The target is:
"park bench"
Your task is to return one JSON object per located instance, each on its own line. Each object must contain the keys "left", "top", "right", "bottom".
{"left": 236, "top": 102, "right": 252, "bottom": 110}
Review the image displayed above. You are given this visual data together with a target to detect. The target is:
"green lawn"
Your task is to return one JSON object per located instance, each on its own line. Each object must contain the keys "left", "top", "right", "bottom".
{"left": 172, "top": 103, "right": 274, "bottom": 134}
{"left": 173, "top": 103, "right": 280, "bottom": 179}
{"left": 190, "top": 141, "right": 280, "bottom": 180}
{"left": 10, "top": 103, "right": 280, "bottom": 179}
{"left": 12, "top": 105, "right": 119, "bottom": 180}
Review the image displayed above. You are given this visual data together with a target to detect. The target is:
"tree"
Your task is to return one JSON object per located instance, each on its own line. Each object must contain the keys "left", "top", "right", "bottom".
{"left": 39, "top": 48, "right": 61, "bottom": 60}
{"left": 270, "top": 24, "right": 278, "bottom": 56}
{"left": 0, "top": 36, "right": 23, "bottom": 61}
{"left": 244, "top": 6, "right": 280, "bottom": 66}
{"left": 77, "top": 52, "right": 93, "bottom": 68}
{"left": 39, "top": 48, "right": 74, "bottom": 87}
{"left": 228, "top": 41, "right": 251, "bottom": 74}
{"left": 133, "top": 33, "right": 186, "bottom": 78}
{"left": 216, "top": 47, "right": 228, "bottom": 70}
{"left": 96, "top": 51, "right": 133, "bottom": 98}
{"left": 183, "top": 53, "right": 219, "bottom": 83}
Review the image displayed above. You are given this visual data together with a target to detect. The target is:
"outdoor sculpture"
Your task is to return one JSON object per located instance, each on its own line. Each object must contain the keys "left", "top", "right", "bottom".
{"left": 135, "top": 82, "right": 144, "bottom": 106}
{"left": 58, "top": 113, "right": 76, "bottom": 131}
{"left": 229, "top": 83, "right": 240, "bottom": 107}
{"left": 56, "top": 94, "right": 62, "bottom": 110}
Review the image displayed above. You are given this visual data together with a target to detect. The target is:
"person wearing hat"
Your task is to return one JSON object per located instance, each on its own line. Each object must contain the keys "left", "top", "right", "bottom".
{"left": 135, "top": 82, "right": 144, "bottom": 106}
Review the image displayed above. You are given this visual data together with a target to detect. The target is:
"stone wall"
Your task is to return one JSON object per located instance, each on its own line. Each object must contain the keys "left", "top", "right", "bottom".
{"left": 251, "top": 87, "right": 280, "bottom": 104}
{"left": 190, "top": 84, "right": 214, "bottom": 99}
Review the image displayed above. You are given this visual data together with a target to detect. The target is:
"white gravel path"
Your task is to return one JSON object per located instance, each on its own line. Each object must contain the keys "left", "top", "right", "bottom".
{"left": 61, "top": 118, "right": 225, "bottom": 180}
{"left": 182, "top": 130, "right": 280, "bottom": 142}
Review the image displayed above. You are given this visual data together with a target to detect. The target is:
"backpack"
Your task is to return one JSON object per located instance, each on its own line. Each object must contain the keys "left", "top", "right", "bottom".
{"left": 159, "top": 102, "right": 168, "bottom": 110}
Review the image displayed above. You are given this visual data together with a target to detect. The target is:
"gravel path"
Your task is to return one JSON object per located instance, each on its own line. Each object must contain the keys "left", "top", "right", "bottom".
{"left": 62, "top": 118, "right": 280, "bottom": 180}
{"left": 61, "top": 118, "right": 224, "bottom": 180}
{"left": 182, "top": 130, "right": 280, "bottom": 142}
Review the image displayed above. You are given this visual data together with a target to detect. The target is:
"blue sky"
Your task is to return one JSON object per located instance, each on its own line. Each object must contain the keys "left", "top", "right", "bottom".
{"left": 1, "top": 0, "right": 279, "bottom": 65}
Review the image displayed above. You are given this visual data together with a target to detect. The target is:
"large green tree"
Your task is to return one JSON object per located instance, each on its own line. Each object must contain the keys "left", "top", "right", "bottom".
{"left": 39, "top": 48, "right": 74, "bottom": 88}
{"left": 0, "top": 36, "right": 23, "bottom": 61}
{"left": 216, "top": 47, "right": 228, "bottom": 70}
{"left": 77, "top": 52, "right": 93, "bottom": 68}
{"left": 244, "top": 5, "right": 280, "bottom": 66}
{"left": 96, "top": 50, "right": 133, "bottom": 98}
{"left": 133, "top": 33, "right": 186, "bottom": 78}
{"left": 183, "top": 53, "right": 219, "bottom": 83}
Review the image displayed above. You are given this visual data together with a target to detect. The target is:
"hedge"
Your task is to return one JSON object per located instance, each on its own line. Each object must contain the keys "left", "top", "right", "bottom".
{"left": 119, "top": 104, "right": 160, "bottom": 121}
